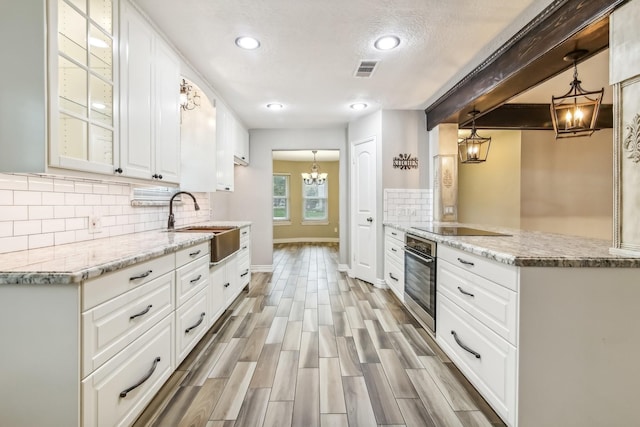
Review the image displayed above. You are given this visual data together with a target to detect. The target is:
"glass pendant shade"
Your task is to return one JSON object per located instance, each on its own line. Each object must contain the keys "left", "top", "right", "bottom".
{"left": 302, "top": 151, "right": 327, "bottom": 184}
{"left": 458, "top": 111, "right": 491, "bottom": 164}
{"left": 550, "top": 50, "right": 604, "bottom": 139}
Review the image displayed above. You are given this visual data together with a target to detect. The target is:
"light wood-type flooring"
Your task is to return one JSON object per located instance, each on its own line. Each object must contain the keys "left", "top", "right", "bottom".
{"left": 134, "top": 243, "right": 506, "bottom": 427}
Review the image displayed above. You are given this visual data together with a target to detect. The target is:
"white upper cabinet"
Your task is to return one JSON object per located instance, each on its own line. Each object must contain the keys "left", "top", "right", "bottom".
{"left": 215, "top": 102, "right": 234, "bottom": 191}
{"left": 119, "top": 1, "right": 180, "bottom": 183}
{"left": 179, "top": 79, "right": 218, "bottom": 192}
{"left": 0, "top": 0, "right": 118, "bottom": 174}
{"left": 233, "top": 118, "right": 250, "bottom": 165}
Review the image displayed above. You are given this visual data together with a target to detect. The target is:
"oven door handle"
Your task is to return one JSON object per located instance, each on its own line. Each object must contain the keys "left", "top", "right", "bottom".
{"left": 404, "top": 246, "right": 435, "bottom": 262}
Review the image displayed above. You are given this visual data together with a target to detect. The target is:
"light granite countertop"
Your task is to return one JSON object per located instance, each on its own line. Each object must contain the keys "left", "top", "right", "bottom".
{"left": 0, "top": 221, "right": 251, "bottom": 285}
{"left": 385, "top": 222, "right": 640, "bottom": 268}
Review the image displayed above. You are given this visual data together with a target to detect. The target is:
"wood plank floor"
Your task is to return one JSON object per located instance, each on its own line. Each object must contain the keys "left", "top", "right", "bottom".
{"left": 134, "top": 243, "right": 506, "bottom": 427}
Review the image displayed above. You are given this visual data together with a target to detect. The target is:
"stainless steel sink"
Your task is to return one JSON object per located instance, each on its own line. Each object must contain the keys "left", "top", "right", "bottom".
{"left": 173, "top": 226, "right": 240, "bottom": 262}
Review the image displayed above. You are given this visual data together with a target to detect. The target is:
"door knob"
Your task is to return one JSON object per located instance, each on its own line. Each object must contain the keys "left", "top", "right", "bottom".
{"left": 367, "top": 217, "right": 373, "bottom": 223}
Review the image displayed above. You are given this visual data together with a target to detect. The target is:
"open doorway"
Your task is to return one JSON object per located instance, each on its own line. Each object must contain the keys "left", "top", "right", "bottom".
{"left": 272, "top": 150, "right": 340, "bottom": 244}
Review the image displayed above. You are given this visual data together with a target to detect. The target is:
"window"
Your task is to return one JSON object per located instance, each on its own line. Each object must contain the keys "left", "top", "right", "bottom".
{"left": 302, "top": 180, "right": 328, "bottom": 221}
{"left": 273, "top": 174, "right": 290, "bottom": 221}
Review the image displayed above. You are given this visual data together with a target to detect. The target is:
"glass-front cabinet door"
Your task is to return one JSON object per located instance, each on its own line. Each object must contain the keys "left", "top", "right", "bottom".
{"left": 50, "top": 0, "right": 118, "bottom": 175}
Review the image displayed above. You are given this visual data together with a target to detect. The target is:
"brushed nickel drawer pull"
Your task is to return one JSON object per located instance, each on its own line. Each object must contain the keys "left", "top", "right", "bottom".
{"left": 389, "top": 273, "right": 399, "bottom": 282}
{"left": 119, "top": 357, "right": 161, "bottom": 398}
{"left": 129, "top": 270, "right": 153, "bottom": 281}
{"left": 190, "top": 274, "right": 202, "bottom": 284}
{"left": 185, "top": 313, "right": 206, "bottom": 334}
{"left": 451, "top": 330, "right": 481, "bottom": 359}
{"left": 129, "top": 305, "right": 153, "bottom": 320}
{"left": 240, "top": 270, "right": 249, "bottom": 278}
{"left": 189, "top": 250, "right": 202, "bottom": 257}
{"left": 457, "top": 286, "right": 475, "bottom": 298}
{"left": 457, "top": 258, "right": 475, "bottom": 267}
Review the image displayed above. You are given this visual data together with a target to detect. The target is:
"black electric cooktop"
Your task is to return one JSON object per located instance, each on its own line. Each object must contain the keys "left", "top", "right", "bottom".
{"left": 412, "top": 226, "right": 511, "bottom": 237}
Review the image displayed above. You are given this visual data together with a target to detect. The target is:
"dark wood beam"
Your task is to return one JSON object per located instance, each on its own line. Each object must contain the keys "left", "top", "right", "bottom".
{"left": 458, "top": 103, "right": 613, "bottom": 130}
{"left": 424, "top": 0, "right": 627, "bottom": 131}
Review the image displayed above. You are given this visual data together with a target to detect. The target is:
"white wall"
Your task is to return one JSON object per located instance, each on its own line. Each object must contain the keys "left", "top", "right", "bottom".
{"left": 381, "top": 110, "right": 425, "bottom": 190}
{"left": 221, "top": 128, "right": 348, "bottom": 270}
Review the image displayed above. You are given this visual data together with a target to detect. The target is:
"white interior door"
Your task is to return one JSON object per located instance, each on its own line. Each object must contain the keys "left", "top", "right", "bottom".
{"left": 351, "top": 137, "right": 377, "bottom": 284}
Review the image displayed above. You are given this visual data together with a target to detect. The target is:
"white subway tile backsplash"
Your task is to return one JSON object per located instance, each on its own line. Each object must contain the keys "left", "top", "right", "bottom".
{"left": 0, "top": 236, "right": 28, "bottom": 254}
{"left": 0, "top": 174, "right": 28, "bottom": 190}
{"left": 0, "top": 206, "right": 29, "bottom": 221}
{"left": 65, "top": 217, "right": 87, "bottom": 231}
{"left": 28, "top": 206, "right": 54, "bottom": 220}
{"left": 0, "top": 174, "right": 211, "bottom": 250}
{"left": 42, "top": 219, "right": 66, "bottom": 233}
{"left": 0, "top": 222, "right": 13, "bottom": 237}
{"left": 74, "top": 182, "right": 93, "bottom": 194}
{"left": 14, "top": 220, "right": 42, "bottom": 236}
{"left": 64, "top": 193, "right": 84, "bottom": 206}
{"left": 28, "top": 176, "right": 54, "bottom": 192}
{"left": 14, "top": 191, "right": 42, "bottom": 205}
{"left": 53, "top": 179, "right": 75, "bottom": 193}
{"left": 0, "top": 190, "right": 13, "bottom": 205}
{"left": 383, "top": 188, "right": 433, "bottom": 223}
{"left": 54, "top": 206, "right": 75, "bottom": 219}
{"left": 42, "top": 192, "right": 65, "bottom": 205}
{"left": 28, "top": 233, "right": 54, "bottom": 249}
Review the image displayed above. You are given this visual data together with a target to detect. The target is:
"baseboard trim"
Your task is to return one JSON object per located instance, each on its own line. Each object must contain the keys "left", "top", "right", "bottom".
{"left": 337, "top": 264, "right": 349, "bottom": 272}
{"left": 273, "top": 238, "right": 340, "bottom": 244}
{"left": 373, "top": 278, "right": 388, "bottom": 289}
{"left": 251, "top": 265, "right": 273, "bottom": 273}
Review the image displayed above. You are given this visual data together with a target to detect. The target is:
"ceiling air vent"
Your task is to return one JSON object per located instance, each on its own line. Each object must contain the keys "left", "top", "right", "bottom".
{"left": 354, "top": 60, "right": 378, "bottom": 78}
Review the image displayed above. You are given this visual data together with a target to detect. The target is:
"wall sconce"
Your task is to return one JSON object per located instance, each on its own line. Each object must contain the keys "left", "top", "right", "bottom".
{"left": 550, "top": 49, "right": 604, "bottom": 139}
{"left": 458, "top": 110, "right": 491, "bottom": 164}
{"left": 301, "top": 150, "right": 328, "bottom": 185}
{"left": 180, "top": 79, "right": 201, "bottom": 111}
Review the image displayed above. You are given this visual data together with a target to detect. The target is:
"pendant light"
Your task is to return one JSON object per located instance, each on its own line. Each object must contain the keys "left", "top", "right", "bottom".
{"left": 301, "top": 150, "right": 327, "bottom": 185}
{"left": 550, "top": 49, "right": 604, "bottom": 139}
{"left": 458, "top": 110, "right": 491, "bottom": 164}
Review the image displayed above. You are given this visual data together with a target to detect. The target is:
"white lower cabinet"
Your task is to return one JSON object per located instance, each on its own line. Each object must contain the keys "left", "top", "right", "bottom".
{"left": 437, "top": 294, "right": 516, "bottom": 423}
{"left": 384, "top": 226, "right": 405, "bottom": 301}
{"left": 175, "top": 287, "right": 209, "bottom": 363}
{"left": 436, "top": 244, "right": 518, "bottom": 426}
{"left": 237, "top": 226, "right": 251, "bottom": 289}
{"left": 82, "top": 314, "right": 174, "bottom": 427}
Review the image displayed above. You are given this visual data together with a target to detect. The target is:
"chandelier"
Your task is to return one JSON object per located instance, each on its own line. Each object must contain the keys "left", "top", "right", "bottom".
{"left": 302, "top": 150, "right": 327, "bottom": 185}
{"left": 550, "top": 49, "right": 604, "bottom": 139}
{"left": 458, "top": 110, "right": 491, "bottom": 164}
{"left": 179, "top": 79, "right": 201, "bottom": 111}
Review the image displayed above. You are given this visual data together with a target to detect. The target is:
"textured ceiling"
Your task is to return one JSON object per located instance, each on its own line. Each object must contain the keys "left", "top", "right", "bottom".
{"left": 133, "top": 0, "right": 556, "bottom": 129}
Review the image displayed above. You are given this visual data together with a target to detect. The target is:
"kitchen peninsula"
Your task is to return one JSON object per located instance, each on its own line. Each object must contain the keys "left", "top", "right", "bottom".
{"left": 386, "top": 222, "right": 640, "bottom": 427}
{"left": 0, "top": 221, "right": 250, "bottom": 427}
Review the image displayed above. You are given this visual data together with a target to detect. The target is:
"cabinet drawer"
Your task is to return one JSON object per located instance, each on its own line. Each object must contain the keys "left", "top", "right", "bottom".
{"left": 175, "top": 287, "right": 209, "bottom": 364}
{"left": 83, "top": 254, "right": 174, "bottom": 310}
{"left": 438, "top": 259, "right": 517, "bottom": 345}
{"left": 240, "top": 226, "right": 250, "bottom": 242}
{"left": 175, "top": 255, "right": 210, "bottom": 307}
{"left": 175, "top": 241, "right": 210, "bottom": 268}
{"left": 82, "top": 315, "right": 174, "bottom": 427}
{"left": 385, "top": 236, "right": 404, "bottom": 264}
{"left": 385, "top": 226, "right": 405, "bottom": 243}
{"left": 384, "top": 257, "right": 404, "bottom": 302}
{"left": 438, "top": 245, "right": 517, "bottom": 291}
{"left": 436, "top": 294, "right": 516, "bottom": 426}
{"left": 82, "top": 272, "right": 174, "bottom": 377}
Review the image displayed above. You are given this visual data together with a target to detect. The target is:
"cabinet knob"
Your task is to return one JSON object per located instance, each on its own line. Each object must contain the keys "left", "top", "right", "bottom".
{"left": 224, "top": 283, "right": 230, "bottom": 288}
{"left": 114, "top": 167, "right": 123, "bottom": 174}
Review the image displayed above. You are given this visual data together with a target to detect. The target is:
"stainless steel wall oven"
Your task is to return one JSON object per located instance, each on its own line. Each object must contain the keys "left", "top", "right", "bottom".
{"left": 404, "top": 233, "right": 436, "bottom": 333}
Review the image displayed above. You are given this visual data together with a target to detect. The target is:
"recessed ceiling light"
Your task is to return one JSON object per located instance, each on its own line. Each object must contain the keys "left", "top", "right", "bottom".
{"left": 88, "top": 36, "right": 109, "bottom": 48}
{"left": 235, "top": 36, "right": 260, "bottom": 50}
{"left": 350, "top": 103, "right": 368, "bottom": 111}
{"left": 267, "top": 103, "right": 283, "bottom": 110}
{"left": 92, "top": 102, "right": 106, "bottom": 110}
{"left": 374, "top": 35, "right": 400, "bottom": 50}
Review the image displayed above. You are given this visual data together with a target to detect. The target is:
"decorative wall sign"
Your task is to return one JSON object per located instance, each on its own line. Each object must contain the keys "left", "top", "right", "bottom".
{"left": 393, "top": 153, "right": 419, "bottom": 170}
{"left": 623, "top": 112, "right": 640, "bottom": 163}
